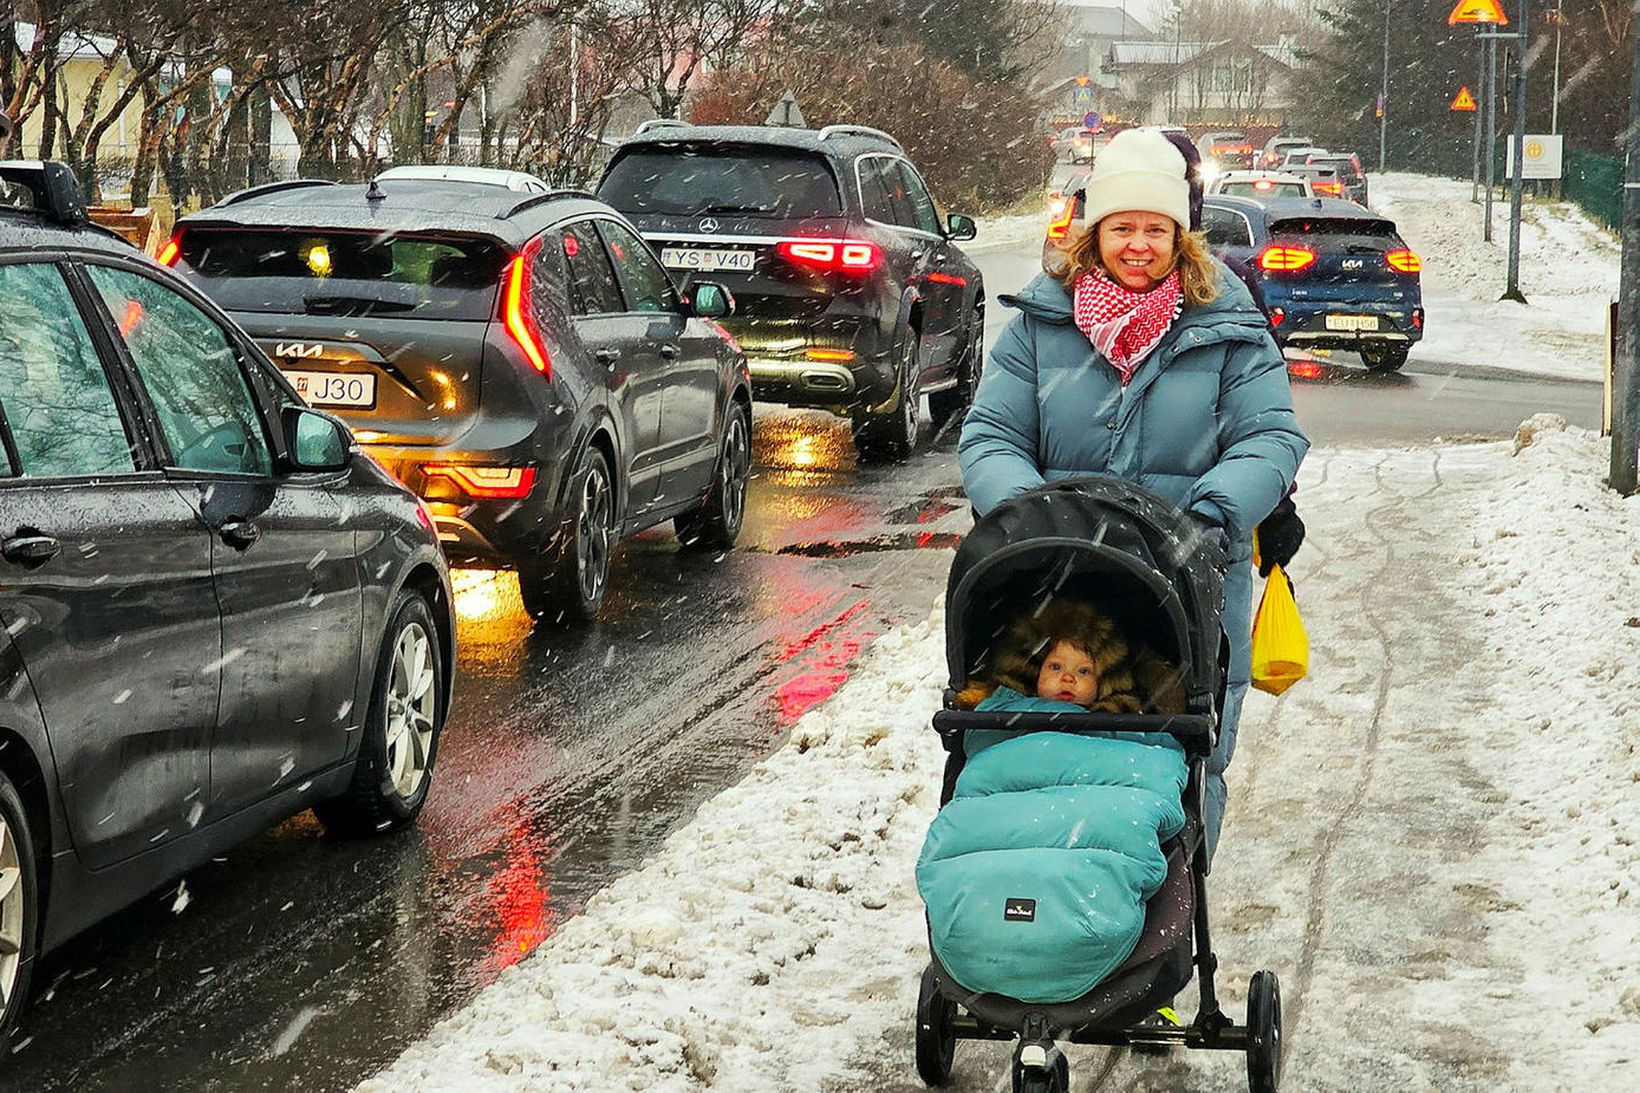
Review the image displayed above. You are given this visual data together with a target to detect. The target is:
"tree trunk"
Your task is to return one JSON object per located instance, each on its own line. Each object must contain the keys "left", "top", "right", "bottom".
{"left": 129, "top": 85, "right": 161, "bottom": 208}
{"left": 249, "top": 84, "right": 273, "bottom": 186}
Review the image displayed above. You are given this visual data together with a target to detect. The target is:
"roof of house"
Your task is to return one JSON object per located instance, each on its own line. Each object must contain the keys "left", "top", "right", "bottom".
{"left": 1107, "top": 38, "right": 1298, "bottom": 70}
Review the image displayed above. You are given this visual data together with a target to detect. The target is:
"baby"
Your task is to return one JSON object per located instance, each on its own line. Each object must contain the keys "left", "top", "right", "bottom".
{"left": 956, "top": 598, "right": 1181, "bottom": 715}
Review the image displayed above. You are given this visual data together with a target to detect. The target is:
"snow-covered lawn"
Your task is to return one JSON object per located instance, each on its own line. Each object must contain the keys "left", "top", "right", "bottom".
{"left": 1371, "top": 173, "right": 1618, "bottom": 382}
{"left": 358, "top": 418, "right": 1640, "bottom": 1091}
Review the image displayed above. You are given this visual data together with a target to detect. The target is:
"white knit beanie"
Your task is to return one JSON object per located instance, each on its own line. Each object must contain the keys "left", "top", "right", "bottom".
{"left": 1080, "top": 128, "right": 1191, "bottom": 231}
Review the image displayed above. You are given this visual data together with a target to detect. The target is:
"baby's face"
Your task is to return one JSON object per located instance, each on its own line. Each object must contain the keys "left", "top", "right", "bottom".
{"left": 1036, "top": 640, "right": 1099, "bottom": 706}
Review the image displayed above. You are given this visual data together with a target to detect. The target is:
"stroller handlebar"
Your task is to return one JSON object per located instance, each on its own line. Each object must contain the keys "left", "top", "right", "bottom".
{"left": 930, "top": 709, "right": 1216, "bottom": 759}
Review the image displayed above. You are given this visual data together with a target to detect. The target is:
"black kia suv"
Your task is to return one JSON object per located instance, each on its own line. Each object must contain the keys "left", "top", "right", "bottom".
{"left": 0, "top": 157, "right": 454, "bottom": 1047}
{"left": 169, "top": 171, "right": 752, "bottom": 622}
{"left": 597, "top": 123, "right": 986, "bottom": 460}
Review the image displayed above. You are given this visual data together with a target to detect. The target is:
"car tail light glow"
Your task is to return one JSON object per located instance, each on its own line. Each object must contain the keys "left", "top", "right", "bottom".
{"left": 1270, "top": 306, "right": 1285, "bottom": 326}
{"left": 1314, "top": 180, "right": 1343, "bottom": 196}
{"left": 806, "top": 348, "right": 856, "bottom": 362}
{"left": 776, "top": 239, "right": 882, "bottom": 274}
{"left": 423, "top": 464, "right": 538, "bottom": 499}
{"left": 501, "top": 239, "right": 551, "bottom": 375}
{"left": 1412, "top": 307, "right": 1425, "bottom": 329}
{"left": 157, "top": 236, "right": 182, "bottom": 266}
{"left": 1046, "top": 197, "right": 1077, "bottom": 241}
{"left": 1258, "top": 246, "right": 1317, "bottom": 272}
{"left": 1385, "top": 249, "right": 1422, "bottom": 274}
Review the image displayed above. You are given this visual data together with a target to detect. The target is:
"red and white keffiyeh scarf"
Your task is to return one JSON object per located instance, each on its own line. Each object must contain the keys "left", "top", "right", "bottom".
{"left": 1072, "top": 269, "right": 1184, "bottom": 384}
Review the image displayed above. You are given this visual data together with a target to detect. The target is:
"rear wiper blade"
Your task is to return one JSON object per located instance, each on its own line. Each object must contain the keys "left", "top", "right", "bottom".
{"left": 302, "top": 294, "right": 417, "bottom": 316}
{"left": 697, "top": 203, "right": 777, "bottom": 215}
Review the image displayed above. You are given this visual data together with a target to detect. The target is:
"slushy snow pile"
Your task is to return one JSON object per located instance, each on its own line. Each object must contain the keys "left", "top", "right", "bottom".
{"left": 1371, "top": 172, "right": 1617, "bottom": 382}
{"left": 360, "top": 422, "right": 1639, "bottom": 1091}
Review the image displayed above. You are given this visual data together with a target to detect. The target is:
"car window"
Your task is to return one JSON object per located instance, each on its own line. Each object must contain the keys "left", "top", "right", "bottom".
{"left": 558, "top": 220, "right": 624, "bottom": 316}
{"left": 1222, "top": 181, "right": 1307, "bottom": 199}
{"left": 1202, "top": 206, "right": 1254, "bottom": 248}
{"left": 0, "top": 262, "right": 137, "bottom": 478}
{"left": 597, "top": 220, "right": 679, "bottom": 314}
{"left": 598, "top": 146, "right": 842, "bottom": 218}
{"left": 1269, "top": 217, "right": 1398, "bottom": 246}
{"left": 858, "top": 158, "right": 897, "bottom": 223}
{"left": 896, "top": 161, "right": 943, "bottom": 235}
{"left": 86, "top": 264, "right": 273, "bottom": 476}
{"left": 871, "top": 159, "right": 917, "bottom": 229}
{"left": 175, "top": 229, "right": 506, "bottom": 321}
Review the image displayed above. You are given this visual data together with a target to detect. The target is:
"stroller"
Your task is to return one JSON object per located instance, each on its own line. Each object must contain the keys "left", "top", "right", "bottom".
{"left": 913, "top": 476, "right": 1283, "bottom": 1092}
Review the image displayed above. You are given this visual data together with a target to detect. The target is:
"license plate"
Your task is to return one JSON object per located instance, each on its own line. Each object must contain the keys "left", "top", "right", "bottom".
{"left": 660, "top": 247, "right": 756, "bottom": 273}
{"left": 284, "top": 370, "right": 377, "bottom": 408}
{"left": 1325, "top": 314, "right": 1381, "bottom": 332}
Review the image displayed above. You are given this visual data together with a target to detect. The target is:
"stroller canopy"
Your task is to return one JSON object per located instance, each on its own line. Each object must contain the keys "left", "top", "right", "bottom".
{"left": 946, "top": 476, "right": 1227, "bottom": 714}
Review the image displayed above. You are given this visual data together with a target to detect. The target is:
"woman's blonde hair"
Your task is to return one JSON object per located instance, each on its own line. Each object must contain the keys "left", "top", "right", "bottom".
{"left": 1047, "top": 217, "right": 1220, "bottom": 308}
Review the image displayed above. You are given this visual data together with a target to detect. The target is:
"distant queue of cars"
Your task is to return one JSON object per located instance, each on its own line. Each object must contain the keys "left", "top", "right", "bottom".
{"left": 1045, "top": 130, "right": 1421, "bottom": 372}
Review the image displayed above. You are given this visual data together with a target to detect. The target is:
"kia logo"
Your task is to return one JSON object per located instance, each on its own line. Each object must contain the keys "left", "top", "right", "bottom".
{"left": 276, "top": 342, "right": 324, "bottom": 359}
{"left": 1341, "top": 259, "right": 1364, "bottom": 270}
{"left": 698, "top": 217, "right": 721, "bottom": 233}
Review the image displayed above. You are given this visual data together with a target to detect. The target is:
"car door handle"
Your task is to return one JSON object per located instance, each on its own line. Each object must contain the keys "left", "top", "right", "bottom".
{"left": 0, "top": 533, "right": 60, "bottom": 569}
{"left": 595, "top": 346, "right": 621, "bottom": 366}
{"left": 219, "top": 520, "right": 262, "bottom": 551}
{"left": 659, "top": 344, "right": 680, "bottom": 359}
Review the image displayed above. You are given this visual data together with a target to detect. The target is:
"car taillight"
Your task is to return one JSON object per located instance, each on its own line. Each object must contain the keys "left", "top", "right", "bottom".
{"left": 776, "top": 239, "right": 882, "bottom": 275}
{"left": 501, "top": 239, "right": 551, "bottom": 375}
{"left": 1270, "top": 306, "right": 1285, "bottom": 326}
{"left": 1258, "top": 246, "right": 1317, "bottom": 272}
{"left": 1314, "top": 181, "right": 1343, "bottom": 196}
{"left": 422, "top": 464, "right": 538, "bottom": 499}
{"left": 157, "top": 235, "right": 181, "bottom": 266}
{"left": 1412, "top": 307, "right": 1424, "bottom": 329}
{"left": 1046, "top": 197, "right": 1077, "bottom": 241}
{"left": 1253, "top": 180, "right": 1275, "bottom": 192}
{"left": 1385, "top": 249, "right": 1422, "bottom": 274}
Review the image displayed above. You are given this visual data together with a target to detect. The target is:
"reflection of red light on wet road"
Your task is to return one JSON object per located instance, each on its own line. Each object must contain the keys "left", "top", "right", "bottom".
{"left": 1288, "top": 359, "right": 1326, "bottom": 380}
{"left": 485, "top": 815, "right": 556, "bottom": 972}
{"left": 777, "top": 599, "right": 870, "bottom": 661}
{"left": 777, "top": 634, "right": 871, "bottom": 721}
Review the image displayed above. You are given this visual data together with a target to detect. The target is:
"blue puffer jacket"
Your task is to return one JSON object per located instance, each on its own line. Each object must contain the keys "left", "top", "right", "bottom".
{"left": 958, "top": 266, "right": 1308, "bottom": 690}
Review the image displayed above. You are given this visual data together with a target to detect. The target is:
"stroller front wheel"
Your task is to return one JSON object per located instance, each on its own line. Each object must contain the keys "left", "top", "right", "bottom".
{"left": 1246, "top": 969, "right": 1283, "bottom": 1092}
{"left": 1010, "top": 1044, "right": 1069, "bottom": 1093}
{"left": 915, "top": 964, "right": 957, "bottom": 1086}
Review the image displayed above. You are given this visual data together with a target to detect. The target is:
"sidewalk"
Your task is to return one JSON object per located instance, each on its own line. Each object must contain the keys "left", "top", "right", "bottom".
{"left": 358, "top": 420, "right": 1640, "bottom": 1091}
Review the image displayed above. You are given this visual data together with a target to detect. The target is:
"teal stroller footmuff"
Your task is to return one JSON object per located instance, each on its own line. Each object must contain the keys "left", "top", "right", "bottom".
{"left": 916, "top": 730, "right": 1187, "bottom": 1004}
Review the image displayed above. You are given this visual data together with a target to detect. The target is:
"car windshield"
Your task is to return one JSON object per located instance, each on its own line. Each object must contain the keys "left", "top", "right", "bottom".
{"left": 1222, "top": 181, "right": 1308, "bottom": 198}
{"left": 174, "top": 229, "right": 507, "bottom": 319}
{"left": 599, "top": 146, "right": 842, "bottom": 218}
{"left": 1269, "top": 217, "right": 1399, "bottom": 248}
{"left": 1311, "top": 157, "right": 1360, "bottom": 179}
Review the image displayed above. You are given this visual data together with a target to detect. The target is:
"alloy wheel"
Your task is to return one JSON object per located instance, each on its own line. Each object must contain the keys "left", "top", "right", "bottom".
{"left": 384, "top": 621, "right": 437, "bottom": 799}
{"left": 720, "top": 408, "right": 750, "bottom": 533}
{"left": 576, "top": 461, "right": 614, "bottom": 603}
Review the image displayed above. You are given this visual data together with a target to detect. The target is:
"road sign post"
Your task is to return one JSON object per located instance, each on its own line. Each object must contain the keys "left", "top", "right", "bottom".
{"left": 1501, "top": 0, "right": 1529, "bottom": 304}
{"left": 1613, "top": 18, "right": 1640, "bottom": 492}
{"left": 1450, "top": 0, "right": 1510, "bottom": 232}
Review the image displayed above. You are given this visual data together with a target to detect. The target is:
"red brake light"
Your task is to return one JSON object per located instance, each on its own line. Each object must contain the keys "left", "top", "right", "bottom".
{"left": 157, "top": 236, "right": 181, "bottom": 266}
{"left": 1254, "top": 180, "right": 1275, "bottom": 191}
{"left": 422, "top": 464, "right": 538, "bottom": 500}
{"left": 1046, "top": 197, "right": 1076, "bottom": 241}
{"left": 1270, "top": 306, "right": 1285, "bottom": 326}
{"left": 1385, "top": 249, "right": 1422, "bottom": 274}
{"left": 502, "top": 240, "right": 551, "bottom": 375}
{"left": 1314, "top": 181, "right": 1343, "bottom": 196}
{"left": 1258, "top": 246, "right": 1317, "bottom": 272}
{"left": 776, "top": 239, "right": 882, "bottom": 274}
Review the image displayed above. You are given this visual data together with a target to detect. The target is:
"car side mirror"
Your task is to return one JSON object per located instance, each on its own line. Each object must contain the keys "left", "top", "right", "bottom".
{"left": 281, "top": 406, "right": 353, "bottom": 472}
{"left": 945, "top": 213, "right": 977, "bottom": 241}
{"left": 687, "top": 280, "right": 735, "bottom": 319}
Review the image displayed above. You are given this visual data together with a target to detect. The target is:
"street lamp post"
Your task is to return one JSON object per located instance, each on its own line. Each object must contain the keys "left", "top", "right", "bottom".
{"left": 1550, "top": 0, "right": 1563, "bottom": 135}
{"left": 1501, "top": 0, "right": 1528, "bottom": 304}
{"left": 1379, "top": 0, "right": 1390, "bottom": 172}
{"left": 1613, "top": 5, "right": 1640, "bottom": 492}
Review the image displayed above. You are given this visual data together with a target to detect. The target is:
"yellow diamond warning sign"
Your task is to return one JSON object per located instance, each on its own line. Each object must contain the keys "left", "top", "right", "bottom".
{"left": 1448, "top": 0, "right": 1508, "bottom": 25}
{"left": 1450, "top": 86, "right": 1478, "bottom": 112}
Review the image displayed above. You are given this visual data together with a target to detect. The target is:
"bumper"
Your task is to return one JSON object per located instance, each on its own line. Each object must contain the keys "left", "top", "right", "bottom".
{"left": 728, "top": 315, "right": 896, "bottom": 409}
{"left": 1273, "top": 303, "right": 1423, "bottom": 351}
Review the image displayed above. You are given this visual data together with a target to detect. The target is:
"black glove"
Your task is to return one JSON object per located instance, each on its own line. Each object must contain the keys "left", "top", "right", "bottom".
{"left": 1256, "top": 495, "right": 1305, "bottom": 577}
{"left": 1187, "top": 510, "right": 1230, "bottom": 556}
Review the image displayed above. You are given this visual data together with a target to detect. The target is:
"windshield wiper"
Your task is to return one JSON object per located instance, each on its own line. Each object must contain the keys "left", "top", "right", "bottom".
{"left": 303, "top": 294, "right": 417, "bottom": 316}
{"left": 696, "top": 202, "right": 778, "bottom": 215}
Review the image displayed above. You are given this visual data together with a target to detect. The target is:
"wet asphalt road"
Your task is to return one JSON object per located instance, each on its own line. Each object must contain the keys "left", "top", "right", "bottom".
{"left": 4, "top": 230, "right": 1602, "bottom": 1092}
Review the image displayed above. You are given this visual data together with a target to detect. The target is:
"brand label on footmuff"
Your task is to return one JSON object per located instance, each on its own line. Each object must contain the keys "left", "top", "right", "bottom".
{"left": 1004, "top": 898, "right": 1036, "bottom": 922}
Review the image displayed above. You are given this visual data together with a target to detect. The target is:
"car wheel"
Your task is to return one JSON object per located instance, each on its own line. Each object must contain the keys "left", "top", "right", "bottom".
{"left": 0, "top": 771, "right": 38, "bottom": 1050}
{"left": 314, "top": 590, "right": 445, "bottom": 835}
{"left": 676, "top": 399, "right": 751, "bottom": 551}
{"left": 519, "top": 445, "right": 616, "bottom": 624}
{"left": 929, "top": 298, "right": 984, "bottom": 427}
{"left": 1360, "top": 343, "right": 1408, "bottom": 372}
{"left": 852, "top": 329, "right": 919, "bottom": 463}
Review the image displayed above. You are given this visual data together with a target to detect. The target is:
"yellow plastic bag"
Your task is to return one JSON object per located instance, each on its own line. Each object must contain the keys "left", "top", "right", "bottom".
{"left": 1250, "top": 564, "right": 1308, "bottom": 696}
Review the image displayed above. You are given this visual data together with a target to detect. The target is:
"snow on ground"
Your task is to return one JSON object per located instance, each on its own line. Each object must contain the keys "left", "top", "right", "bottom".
{"left": 1371, "top": 172, "right": 1618, "bottom": 382}
{"left": 969, "top": 208, "right": 1055, "bottom": 255}
{"left": 359, "top": 420, "right": 1640, "bottom": 1091}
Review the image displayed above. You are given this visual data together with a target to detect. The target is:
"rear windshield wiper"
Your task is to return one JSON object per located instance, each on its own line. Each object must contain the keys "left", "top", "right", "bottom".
{"left": 697, "top": 202, "right": 778, "bottom": 215}
{"left": 303, "top": 294, "right": 418, "bottom": 316}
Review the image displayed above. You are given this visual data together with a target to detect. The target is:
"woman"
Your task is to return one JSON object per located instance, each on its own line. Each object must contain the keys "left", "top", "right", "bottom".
{"left": 958, "top": 127, "right": 1308, "bottom": 862}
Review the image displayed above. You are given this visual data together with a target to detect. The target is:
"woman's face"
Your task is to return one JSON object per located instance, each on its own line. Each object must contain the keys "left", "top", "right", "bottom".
{"left": 1097, "top": 212, "right": 1177, "bottom": 291}
{"left": 1036, "top": 640, "right": 1100, "bottom": 706}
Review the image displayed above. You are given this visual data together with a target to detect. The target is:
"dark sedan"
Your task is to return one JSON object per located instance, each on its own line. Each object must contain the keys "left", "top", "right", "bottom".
{"left": 0, "top": 160, "right": 454, "bottom": 1049}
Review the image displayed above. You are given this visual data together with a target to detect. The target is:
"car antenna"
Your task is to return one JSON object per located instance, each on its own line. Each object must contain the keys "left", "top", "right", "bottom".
{"left": 366, "top": 178, "right": 386, "bottom": 204}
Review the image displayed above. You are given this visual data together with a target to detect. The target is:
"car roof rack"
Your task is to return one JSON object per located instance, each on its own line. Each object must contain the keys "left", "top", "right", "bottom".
{"left": 816, "top": 124, "right": 902, "bottom": 151}
{"left": 0, "top": 159, "right": 90, "bottom": 226}
{"left": 214, "top": 178, "right": 338, "bottom": 208}
{"left": 635, "top": 118, "right": 690, "bottom": 135}
{"left": 500, "top": 189, "right": 598, "bottom": 219}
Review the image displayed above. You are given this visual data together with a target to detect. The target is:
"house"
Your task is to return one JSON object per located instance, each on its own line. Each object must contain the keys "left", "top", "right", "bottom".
{"left": 1037, "top": 2, "right": 1157, "bottom": 128}
{"left": 1103, "top": 38, "right": 1298, "bottom": 127}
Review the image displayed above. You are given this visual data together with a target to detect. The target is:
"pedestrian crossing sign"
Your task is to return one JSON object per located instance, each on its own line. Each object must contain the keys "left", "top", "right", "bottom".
{"left": 1450, "top": 86, "right": 1478, "bottom": 112}
{"left": 1447, "top": 0, "right": 1507, "bottom": 25}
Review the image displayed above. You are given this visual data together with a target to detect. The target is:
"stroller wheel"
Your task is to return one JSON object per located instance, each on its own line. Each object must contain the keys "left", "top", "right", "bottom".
{"left": 1246, "top": 970, "right": 1283, "bottom": 1093}
{"left": 1010, "top": 1045, "right": 1069, "bottom": 1093}
{"left": 915, "top": 964, "right": 957, "bottom": 1086}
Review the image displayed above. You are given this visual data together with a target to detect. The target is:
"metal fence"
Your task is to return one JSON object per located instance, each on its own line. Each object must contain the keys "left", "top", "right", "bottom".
{"left": 1564, "top": 147, "right": 1623, "bottom": 232}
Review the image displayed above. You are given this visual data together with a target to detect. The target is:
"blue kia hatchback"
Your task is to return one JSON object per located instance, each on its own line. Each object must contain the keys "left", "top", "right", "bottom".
{"left": 1201, "top": 195, "right": 1424, "bottom": 371}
